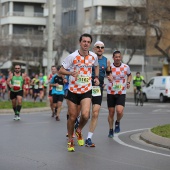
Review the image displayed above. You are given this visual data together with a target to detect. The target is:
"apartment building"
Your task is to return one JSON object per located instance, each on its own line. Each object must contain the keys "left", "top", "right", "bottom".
{"left": 0, "top": 0, "right": 46, "bottom": 74}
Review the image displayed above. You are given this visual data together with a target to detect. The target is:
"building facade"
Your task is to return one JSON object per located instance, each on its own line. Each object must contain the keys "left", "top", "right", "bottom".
{"left": 0, "top": 0, "right": 46, "bottom": 74}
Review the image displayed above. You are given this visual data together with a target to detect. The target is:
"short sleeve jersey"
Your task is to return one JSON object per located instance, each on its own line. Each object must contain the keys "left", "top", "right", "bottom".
{"left": 62, "top": 50, "right": 98, "bottom": 94}
{"left": 133, "top": 76, "right": 144, "bottom": 87}
{"left": 50, "top": 74, "right": 64, "bottom": 95}
{"left": 107, "top": 63, "right": 131, "bottom": 95}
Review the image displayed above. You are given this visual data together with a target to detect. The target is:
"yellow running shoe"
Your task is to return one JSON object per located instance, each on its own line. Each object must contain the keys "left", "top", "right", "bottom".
{"left": 75, "top": 129, "right": 84, "bottom": 146}
{"left": 67, "top": 140, "right": 75, "bottom": 152}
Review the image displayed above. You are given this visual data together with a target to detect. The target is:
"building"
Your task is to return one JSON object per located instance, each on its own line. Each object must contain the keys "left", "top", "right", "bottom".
{"left": 0, "top": 0, "right": 47, "bottom": 75}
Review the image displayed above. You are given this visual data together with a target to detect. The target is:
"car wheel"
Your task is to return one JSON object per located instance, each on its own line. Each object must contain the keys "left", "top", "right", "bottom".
{"left": 143, "top": 93, "right": 148, "bottom": 102}
{"left": 160, "top": 94, "right": 166, "bottom": 103}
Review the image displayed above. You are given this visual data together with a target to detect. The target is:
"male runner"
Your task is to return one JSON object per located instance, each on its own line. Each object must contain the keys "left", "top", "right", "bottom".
{"left": 7, "top": 65, "right": 25, "bottom": 120}
{"left": 59, "top": 33, "right": 99, "bottom": 152}
{"left": 85, "top": 41, "right": 111, "bottom": 147}
{"left": 107, "top": 50, "right": 132, "bottom": 137}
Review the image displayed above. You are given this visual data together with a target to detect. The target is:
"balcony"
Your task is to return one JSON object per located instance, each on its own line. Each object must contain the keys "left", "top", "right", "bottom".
{"left": 7, "top": 11, "right": 43, "bottom": 17}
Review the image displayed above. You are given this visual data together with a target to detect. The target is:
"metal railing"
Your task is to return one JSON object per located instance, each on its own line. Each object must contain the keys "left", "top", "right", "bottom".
{"left": 7, "top": 11, "right": 43, "bottom": 17}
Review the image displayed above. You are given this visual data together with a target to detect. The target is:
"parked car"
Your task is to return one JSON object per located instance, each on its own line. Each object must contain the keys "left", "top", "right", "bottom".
{"left": 142, "top": 76, "right": 170, "bottom": 102}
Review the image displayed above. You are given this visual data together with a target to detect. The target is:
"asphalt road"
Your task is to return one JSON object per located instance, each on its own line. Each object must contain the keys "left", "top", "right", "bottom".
{"left": 0, "top": 100, "right": 170, "bottom": 170}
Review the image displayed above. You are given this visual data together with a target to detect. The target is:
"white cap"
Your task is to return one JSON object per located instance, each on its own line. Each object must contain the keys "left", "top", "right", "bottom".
{"left": 94, "top": 41, "right": 104, "bottom": 47}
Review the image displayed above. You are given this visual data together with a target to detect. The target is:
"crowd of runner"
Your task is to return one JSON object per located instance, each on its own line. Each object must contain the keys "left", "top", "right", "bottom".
{"left": 4, "top": 33, "right": 132, "bottom": 152}
{"left": 0, "top": 72, "right": 49, "bottom": 102}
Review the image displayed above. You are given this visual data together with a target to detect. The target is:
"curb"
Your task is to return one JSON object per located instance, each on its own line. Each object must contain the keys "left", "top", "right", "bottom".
{"left": 140, "top": 129, "right": 170, "bottom": 149}
{"left": 0, "top": 107, "right": 50, "bottom": 114}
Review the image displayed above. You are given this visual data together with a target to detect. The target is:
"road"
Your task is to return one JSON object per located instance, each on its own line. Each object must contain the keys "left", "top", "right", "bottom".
{"left": 0, "top": 100, "right": 170, "bottom": 170}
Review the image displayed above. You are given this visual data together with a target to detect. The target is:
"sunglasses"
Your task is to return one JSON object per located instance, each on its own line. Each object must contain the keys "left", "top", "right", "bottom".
{"left": 96, "top": 46, "right": 104, "bottom": 49}
{"left": 15, "top": 68, "right": 20, "bottom": 69}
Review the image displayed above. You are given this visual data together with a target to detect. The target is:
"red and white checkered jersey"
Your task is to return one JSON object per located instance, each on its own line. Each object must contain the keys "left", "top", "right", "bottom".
{"left": 107, "top": 63, "right": 131, "bottom": 95}
{"left": 62, "top": 50, "right": 98, "bottom": 94}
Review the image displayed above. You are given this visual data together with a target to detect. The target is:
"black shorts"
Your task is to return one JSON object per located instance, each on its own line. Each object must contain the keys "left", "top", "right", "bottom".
{"left": 53, "top": 94, "right": 64, "bottom": 103}
{"left": 136, "top": 86, "right": 142, "bottom": 91}
{"left": 33, "top": 89, "right": 39, "bottom": 94}
{"left": 10, "top": 90, "right": 23, "bottom": 100}
{"left": 92, "top": 88, "right": 103, "bottom": 106}
{"left": 39, "top": 88, "right": 43, "bottom": 91}
{"left": 67, "top": 90, "right": 92, "bottom": 105}
{"left": 107, "top": 94, "right": 126, "bottom": 107}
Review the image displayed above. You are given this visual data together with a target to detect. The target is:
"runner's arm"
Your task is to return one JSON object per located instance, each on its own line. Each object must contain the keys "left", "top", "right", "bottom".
{"left": 94, "top": 65, "right": 100, "bottom": 85}
{"left": 127, "top": 74, "right": 132, "bottom": 89}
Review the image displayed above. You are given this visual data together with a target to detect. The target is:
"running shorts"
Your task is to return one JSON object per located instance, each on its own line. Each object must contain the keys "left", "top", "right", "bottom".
{"left": 53, "top": 94, "right": 64, "bottom": 103}
{"left": 10, "top": 90, "right": 23, "bottom": 100}
{"left": 67, "top": 90, "right": 92, "bottom": 105}
{"left": 107, "top": 94, "right": 126, "bottom": 107}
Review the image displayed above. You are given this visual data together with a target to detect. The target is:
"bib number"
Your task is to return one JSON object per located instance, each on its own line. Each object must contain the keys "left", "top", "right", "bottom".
{"left": 56, "top": 85, "right": 63, "bottom": 91}
{"left": 92, "top": 86, "right": 101, "bottom": 96}
{"left": 76, "top": 76, "right": 90, "bottom": 85}
{"left": 112, "top": 82, "right": 123, "bottom": 91}
{"left": 13, "top": 80, "right": 21, "bottom": 91}
{"left": 34, "top": 85, "right": 38, "bottom": 89}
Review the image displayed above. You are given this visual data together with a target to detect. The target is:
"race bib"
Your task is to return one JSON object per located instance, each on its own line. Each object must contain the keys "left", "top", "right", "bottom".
{"left": 13, "top": 80, "right": 21, "bottom": 91}
{"left": 92, "top": 86, "right": 101, "bottom": 96}
{"left": 112, "top": 82, "right": 123, "bottom": 91}
{"left": 24, "top": 84, "right": 28, "bottom": 88}
{"left": 76, "top": 75, "right": 90, "bottom": 85}
{"left": 56, "top": 85, "right": 63, "bottom": 91}
{"left": 34, "top": 85, "right": 38, "bottom": 89}
{"left": 2, "top": 82, "right": 6, "bottom": 86}
{"left": 39, "top": 85, "right": 43, "bottom": 88}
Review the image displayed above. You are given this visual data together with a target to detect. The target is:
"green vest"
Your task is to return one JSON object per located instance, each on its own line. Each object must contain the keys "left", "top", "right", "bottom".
{"left": 11, "top": 74, "right": 24, "bottom": 92}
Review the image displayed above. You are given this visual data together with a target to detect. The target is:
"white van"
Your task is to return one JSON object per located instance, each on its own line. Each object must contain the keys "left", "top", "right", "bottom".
{"left": 142, "top": 76, "right": 170, "bottom": 102}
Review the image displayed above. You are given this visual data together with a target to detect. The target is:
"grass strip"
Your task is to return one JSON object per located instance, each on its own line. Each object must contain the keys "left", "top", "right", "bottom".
{"left": 0, "top": 101, "right": 46, "bottom": 109}
{"left": 151, "top": 124, "right": 170, "bottom": 138}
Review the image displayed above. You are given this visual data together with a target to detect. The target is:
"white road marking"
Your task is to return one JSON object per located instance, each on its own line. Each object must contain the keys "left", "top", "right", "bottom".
{"left": 114, "top": 128, "right": 170, "bottom": 157}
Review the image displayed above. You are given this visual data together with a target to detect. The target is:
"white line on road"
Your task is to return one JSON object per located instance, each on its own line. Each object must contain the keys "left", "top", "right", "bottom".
{"left": 114, "top": 128, "right": 170, "bottom": 157}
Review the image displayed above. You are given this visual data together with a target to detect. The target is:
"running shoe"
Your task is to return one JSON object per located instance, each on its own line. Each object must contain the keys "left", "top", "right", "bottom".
{"left": 51, "top": 112, "right": 55, "bottom": 117}
{"left": 75, "top": 129, "right": 84, "bottom": 146}
{"left": 67, "top": 140, "right": 75, "bottom": 152}
{"left": 13, "top": 115, "right": 18, "bottom": 120}
{"left": 56, "top": 116, "right": 60, "bottom": 121}
{"left": 13, "top": 115, "right": 20, "bottom": 120}
{"left": 85, "top": 138, "right": 95, "bottom": 147}
{"left": 108, "top": 129, "right": 114, "bottom": 138}
{"left": 17, "top": 116, "right": 21, "bottom": 120}
{"left": 114, "top": 121, "right": 120, "bottom": 133}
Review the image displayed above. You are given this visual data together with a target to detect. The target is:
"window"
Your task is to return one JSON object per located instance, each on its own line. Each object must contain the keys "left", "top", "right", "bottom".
{"left": 102, "top": 6, "right": 115, "bottom": 23}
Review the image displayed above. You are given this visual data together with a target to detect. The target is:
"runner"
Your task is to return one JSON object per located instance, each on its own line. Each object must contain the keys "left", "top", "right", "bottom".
{"left": 43, "top": 74, "right": 48, "bottom": 97}
{"left": 23, "top": 73, "right": 30, "bottom": 101}
{"left": 106, "top": 50, "right": 132, "bottom": 137}
{"left": 31, "top": 74, "right": 40, "bottom": 103}
{"left": 7, "top": 65, "right": 25, "bottom": 120}
{"left": 0, "top": 75, "right": 7, "bottom": 100}
{"left": 85, "top": 41, "right": 111, "bottom": 147}
{"left": 38, "top": 73, "right": 44, "bottom": 102}
{"left": 59, "top": 33, "right": 99, "bottom": 152}
{"left": 50, "top": 66, "right": 65, "bottom": 121}
{"left": 48, "top": 66, "right": 57, "bottom": 117}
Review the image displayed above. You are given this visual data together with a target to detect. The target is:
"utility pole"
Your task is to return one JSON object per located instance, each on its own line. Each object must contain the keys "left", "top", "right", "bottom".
{"left": 46, "top": 0, "right": 53, "bottom": 105}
